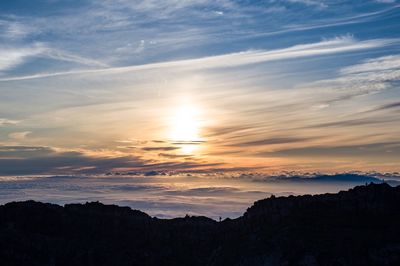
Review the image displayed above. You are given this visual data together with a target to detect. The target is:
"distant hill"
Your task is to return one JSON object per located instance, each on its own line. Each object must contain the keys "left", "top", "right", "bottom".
{"left": 1, "top": 183, "right": 399, "bottom": 266}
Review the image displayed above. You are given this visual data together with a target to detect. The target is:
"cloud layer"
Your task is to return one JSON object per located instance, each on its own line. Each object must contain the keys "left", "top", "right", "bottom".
{"left": 0, "top": 173, "right": 397, "bottom": 218}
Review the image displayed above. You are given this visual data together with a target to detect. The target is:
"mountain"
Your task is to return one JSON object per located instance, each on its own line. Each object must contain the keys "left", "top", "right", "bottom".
{"left": 1, "top": 183, "right": 399, "bottom": 266}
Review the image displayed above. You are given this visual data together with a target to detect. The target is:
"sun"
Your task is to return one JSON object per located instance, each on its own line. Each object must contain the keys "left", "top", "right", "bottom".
{"left": 169, "top": 104, "right": 201, "bottom": 142}
{"left": 167, "top": 102, "right": 203, "bottom": 154}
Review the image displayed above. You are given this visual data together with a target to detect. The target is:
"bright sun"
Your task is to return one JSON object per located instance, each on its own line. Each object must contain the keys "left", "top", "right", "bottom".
{"left": 168, "top": 103, "right": 202, "bottom": 154}
{"left": 169, "top": 105, "right": 201, "bottom": 142}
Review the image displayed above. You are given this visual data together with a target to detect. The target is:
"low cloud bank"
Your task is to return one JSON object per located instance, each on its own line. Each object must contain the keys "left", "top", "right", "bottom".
{"left": 0, "top": 172, "right": 398, "bottom": 219}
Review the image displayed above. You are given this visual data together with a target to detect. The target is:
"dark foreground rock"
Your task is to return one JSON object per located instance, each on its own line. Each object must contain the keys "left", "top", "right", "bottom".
{"left": 1, "top": 183, "right": 400, "bottom": 266}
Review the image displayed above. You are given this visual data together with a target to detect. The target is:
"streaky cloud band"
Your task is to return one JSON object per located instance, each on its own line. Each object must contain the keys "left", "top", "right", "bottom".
{"left": 0, "top": 36, "right": 397, "bottom": 82}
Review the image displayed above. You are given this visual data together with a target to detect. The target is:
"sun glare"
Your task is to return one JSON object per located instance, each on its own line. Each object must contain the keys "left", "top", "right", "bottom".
{"left": 167, "top": 102, "right": 203, "bottom": 154}
{"left": 169, "top": 105, "right": 201, "bottom": 142}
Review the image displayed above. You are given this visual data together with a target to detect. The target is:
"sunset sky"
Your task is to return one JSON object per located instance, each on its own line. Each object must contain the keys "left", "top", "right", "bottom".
{"left": 1, "top": 0, "right": 400, "bottom": 175}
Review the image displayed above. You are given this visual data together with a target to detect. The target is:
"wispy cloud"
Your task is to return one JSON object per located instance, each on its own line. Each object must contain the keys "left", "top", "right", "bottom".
{"left": 0, "top": 44, "right": 44, "bottom": 72}
{"left": 8, "top": 131, "right": 31, "bottom": 140}
{"left": 340, "top": 55, "right": 400, "bottom": 75}
{"left": 142, "top": 146, "right": 180, "bottom": 151}
{"left": 0, "top": 43, "right": 108, "bottom": 74}
{"left": 312, "top": 118, "right": 398, "bottom": 128}
{"left": 0, "top": 145, "right": 226, "bottom": 175}
{"left": 257, "top": 142, "right": 400, "bottom": 158}
{"left": 0, "top": 36, "right": 395, "bottom": 81}
{"left": 274, "top": 5, "right": 400, "bottom": 37}
{"left": 0, "top": 118, "right": 20, "bottom": 126}
{"left": 375, "top": 0, "right": 396, "bottom": 3}
{"left": 158, "top": 153, "right": 192, "bottom": 159}
{"left": 0, "top": 19, "right": 33, "bottom": 39}
{"left": 369, "top": 102, "right": 400, "bottom": 113}
{"left": 43, "top": 49, "right": 109, "bottom": 67}
{"left": 229, "top": 137, "right": 314, "bottom": 147}
{"left": 301, "top": 54, "right": 400, "bottom": 99}
{"left": 286, "top": 0, "right": 327, "bottom": 9}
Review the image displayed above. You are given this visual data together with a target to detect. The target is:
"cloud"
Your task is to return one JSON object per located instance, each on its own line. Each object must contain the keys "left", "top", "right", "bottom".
{"left": 204, "top": 125, "right": 256, "bottom": 138}
{"left": 8, "top": 131, "right": 31, "bottom": 140}
{"left": 0, "top": 118, "right": 20, "bottom": 126}
{"left": 340, "top": 55, "right": 400, "bottom": 75}
{"left": 286, "top": 0, "right": 327, "bottom": 8}
{"left": 257, "top": 142, "right": 400, "bottom": 158}
{"left": 213, "top": 10, "right": 224, "bottom": 15}
{"left": 0, "top": 145, "right": 225, "bottom": 175}
{"left": 164, "top": 186, "right": 243, "bottom": 196}
{"left": 230, "top": 137, "right": 314, "bottom": 147}
{"left": 0, "top": 44, "right": 45, "bottom": 72}
{"left": 171, "top": 141, "right": 205, "bottom": 145}
{"left": 0, "top": 172, "right": 397, "bottom": 219}
{"left": 115, "top": 40, "right": 145, "bottom": 54}
{"left": 263, "top": 6, "right": 287, "bottom": 13}
{"left": 137, "top": 161, "right": 224, "bottom": 171}
{"left": 142, "top": 146, "right": 180, "bottom": 151}
{"left": 0, "top": 36, "right": 395, "bottom": 81}
{"left": 152, "top": 140, "right": 166, "bottom": 143}
{"left": 43, "top": 49, "right": 109, "bottom": 67}
{"left": 0, "top": 146, "right": 52, "bottom": 158}
{"left": 246, "top": 172, "right": 399, "bottom": 185}
{"left": 274, "top": 6, "right": 400, "bottom": 37}
{"left": 99, "top": 0, "right": 234, "bottom": 18}
{"left": 0, "top": 19, "right": 32, "bottom": 39}
{"left": 0, "top": 147, "right": 143, "bottom": 175}
{"left": 375, "top": 0, "right": 396, "bottom": 3}
{"left": 298, "top": 54, "right": 400, "bottom": 102}
{"left": 158, "top": 153, "right": 192, "bottom": 159}
{"left": 304, "top": 117, "right": 397, "bottom": 129}
{"left": 371, "top": 102, "right": 400, "bottom": 112}
{"left": 0, "top": 43, "right": 108, "bottom": 74}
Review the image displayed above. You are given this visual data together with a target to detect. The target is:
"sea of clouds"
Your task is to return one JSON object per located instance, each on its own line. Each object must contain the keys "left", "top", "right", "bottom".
{"left": 0, "top": 173, "right": 398, "bottom": 219}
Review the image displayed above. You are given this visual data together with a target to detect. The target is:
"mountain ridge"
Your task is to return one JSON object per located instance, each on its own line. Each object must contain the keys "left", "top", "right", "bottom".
{"left": 1, "top": 183, "right": 399, "bottom": 265}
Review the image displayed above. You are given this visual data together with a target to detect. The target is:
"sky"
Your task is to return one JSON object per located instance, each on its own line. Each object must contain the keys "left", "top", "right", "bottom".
{"left": 1, "top": 0, "right": 400, "bottom": 176}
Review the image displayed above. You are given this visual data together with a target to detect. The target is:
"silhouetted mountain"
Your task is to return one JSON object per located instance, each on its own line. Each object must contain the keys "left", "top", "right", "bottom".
{"left": 1, "top": 183, "right": 399, "bottom": 265}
